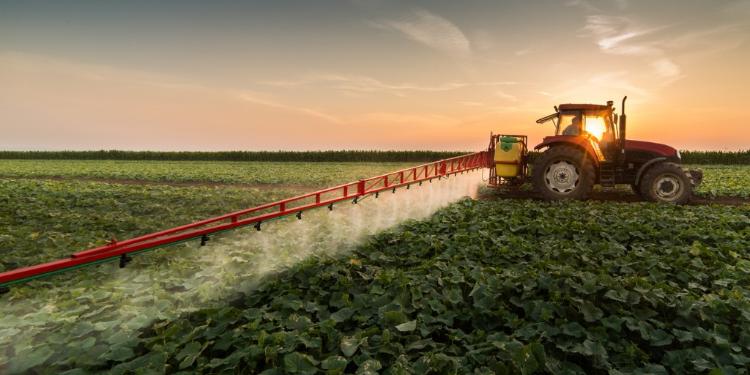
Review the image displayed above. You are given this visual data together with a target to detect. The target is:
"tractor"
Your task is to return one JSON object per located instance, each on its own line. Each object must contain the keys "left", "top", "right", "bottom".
{"left": 488, "top": 97, "right": 703, "bottom": 204}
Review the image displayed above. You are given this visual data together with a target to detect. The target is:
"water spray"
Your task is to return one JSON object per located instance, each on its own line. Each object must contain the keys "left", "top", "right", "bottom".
{"left": 0, "top": 171, "right": 483, "bottom": 371}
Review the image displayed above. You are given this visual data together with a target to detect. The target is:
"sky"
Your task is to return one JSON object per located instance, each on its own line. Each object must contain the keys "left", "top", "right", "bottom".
{"left": 1, "top": 0, "right": 749, "bottom": 151}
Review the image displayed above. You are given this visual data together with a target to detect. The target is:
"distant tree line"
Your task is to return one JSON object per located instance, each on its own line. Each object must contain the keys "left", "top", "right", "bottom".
{"left": 678, "top": 150, "right": 750, "bottom": 165}
{"left": 0, "top": 149, "right": 746, "bottom": 164}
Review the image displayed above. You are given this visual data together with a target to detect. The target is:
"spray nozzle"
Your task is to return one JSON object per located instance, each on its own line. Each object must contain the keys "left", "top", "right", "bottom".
{"left": 119, "top": 254, "right": 133, "bottom": 268}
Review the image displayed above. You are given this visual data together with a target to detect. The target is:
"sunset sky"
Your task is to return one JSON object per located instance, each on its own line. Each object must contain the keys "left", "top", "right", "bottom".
{"left": 1, "top": 0, "right": 749, "bottom": 151}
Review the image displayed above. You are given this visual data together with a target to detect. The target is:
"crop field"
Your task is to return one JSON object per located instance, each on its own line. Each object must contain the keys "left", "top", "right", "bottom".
{"left": 0, "top": 160, "right": 749, "bottom": 373}
{"left": 1, "top": 161, "right": 749, "bottom": 198}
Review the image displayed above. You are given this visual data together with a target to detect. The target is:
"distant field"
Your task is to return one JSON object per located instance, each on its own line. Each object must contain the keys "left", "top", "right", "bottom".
{"left": 0, "top": 160, "right": 413, "bottom": 187}
{"left": 0, "top": 160, "right": 748, "bottom": 197}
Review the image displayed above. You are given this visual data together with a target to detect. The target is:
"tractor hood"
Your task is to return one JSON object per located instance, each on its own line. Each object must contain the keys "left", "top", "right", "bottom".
{"left": 533, "top": 136, "right": 678, "bottom": 162}
{"left": 625, "top": 140, "right": 677, "bottom": 158}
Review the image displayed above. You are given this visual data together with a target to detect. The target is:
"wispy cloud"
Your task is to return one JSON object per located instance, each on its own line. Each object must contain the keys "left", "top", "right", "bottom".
{"left": 659, "top": 24, "right": 746, "bottom": 54}
{"left": 582, "top": 15, "right": 664, "bottom": 56}
{"left": 0, "top": 51, "right": 203, "bottom": 91}
{"left": 567, "top": 0, "right": 628, "bottom": 13}
{"left": 495, "top": 90, "right": 518, "bottom": 102}
{"left": 261, "top": 74, "right": 516, "bottom": 95}
{"left": 580, "top": 9, "right": 747, "bottom": 84}
{"left": 613, "top": 0, "right": 629, "bottom": 10}
{"left": 237, "top": 92, "right": 344, "bottom": 125}
{"left": 565, "top": 0, "right": 600, "bottom": 12}
{"left": 588, "top": 72, "right": 650, "bottom": 97}
{"left": 650, "top": 58, "right": 681, "bottom": 79}
{"left": 370, "top": 9, "right": 471, "bottom": 56}
{"left": 580, "top": 15, "right": 682, "bottom": 83}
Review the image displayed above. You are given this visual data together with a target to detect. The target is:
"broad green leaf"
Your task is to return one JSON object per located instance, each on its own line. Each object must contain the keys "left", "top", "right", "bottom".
{"left": 340, "top": 336, "right": 360, "bottom": 357}
{"left": 330, "top": 308, "right": 354, "bottom": 323}
{"left": 580, "top": 302, "right": 603, "bottom": 322}
{"left": 283, "top": 352, "right": 319, "bottom": 375}
{"left": 395, "top": 320, "right": 417, "bottom": 332}
{"left": 321, "top": 355, "right": 348, "bottom": 371}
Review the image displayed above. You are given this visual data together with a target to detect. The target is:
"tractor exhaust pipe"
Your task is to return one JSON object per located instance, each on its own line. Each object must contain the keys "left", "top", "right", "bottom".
{"left": 619, "top": 96, "right": 627, "bottom": 158}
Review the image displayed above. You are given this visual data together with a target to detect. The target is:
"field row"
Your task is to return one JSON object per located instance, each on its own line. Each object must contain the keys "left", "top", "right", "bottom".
{"left": 0, "top": 160, "right": 749, "bottom": 198}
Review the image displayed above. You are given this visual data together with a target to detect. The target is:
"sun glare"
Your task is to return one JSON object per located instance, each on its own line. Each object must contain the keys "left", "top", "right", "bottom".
{"left": 584, "top": 117, "right": 606, "bottom": 140}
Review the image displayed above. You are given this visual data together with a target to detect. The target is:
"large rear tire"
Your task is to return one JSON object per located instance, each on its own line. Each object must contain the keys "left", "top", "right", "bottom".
{"left": 639, "top": 162, "right": 692, "bottom": 204}
{"left": 532, "top": 146, "right": 595, "bottom": 201}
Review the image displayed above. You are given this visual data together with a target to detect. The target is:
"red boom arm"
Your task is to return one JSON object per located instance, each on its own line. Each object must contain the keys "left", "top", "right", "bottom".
{"left": 0, "top": 152, "right": 490, "bottom": 291}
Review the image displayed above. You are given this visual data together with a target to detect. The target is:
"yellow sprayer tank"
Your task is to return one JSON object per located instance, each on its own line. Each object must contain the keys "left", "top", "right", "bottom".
{"left": 494, "top": 136, "right": 523, "bottom": 177}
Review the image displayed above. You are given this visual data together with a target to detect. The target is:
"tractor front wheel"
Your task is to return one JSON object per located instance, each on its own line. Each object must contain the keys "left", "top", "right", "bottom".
{"left": 630, "top": 183, "right": 642, "bottom": 197}
{"left": 532, "top": 146, "right": 595, "bottom": 201}
{"left": 639, "top": 162, "right": 692, "bottom": 204}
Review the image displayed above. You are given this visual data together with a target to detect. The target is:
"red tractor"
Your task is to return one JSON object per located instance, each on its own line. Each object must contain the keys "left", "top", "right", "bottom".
{"left": 488, "top": 97, "right": 702, "bottom": 204}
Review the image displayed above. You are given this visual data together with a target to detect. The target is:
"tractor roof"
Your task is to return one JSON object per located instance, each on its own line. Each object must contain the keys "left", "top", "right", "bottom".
{"left": 558, "top": 103, "right": 610, "bottom": 111}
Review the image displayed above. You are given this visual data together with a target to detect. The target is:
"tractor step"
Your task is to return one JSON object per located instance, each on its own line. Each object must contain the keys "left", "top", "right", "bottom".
{"left": 599, "top": 162, "right": 616, "bottom": 189}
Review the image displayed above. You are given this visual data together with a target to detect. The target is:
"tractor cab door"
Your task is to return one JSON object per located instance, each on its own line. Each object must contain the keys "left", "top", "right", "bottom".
{"left": 582, "top": 113, "right": 617, "bottom": 159}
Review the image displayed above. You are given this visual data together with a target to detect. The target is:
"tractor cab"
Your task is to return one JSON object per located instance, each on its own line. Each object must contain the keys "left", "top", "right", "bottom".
{"left": 536, "top": 102, "right": 619, "bottom": 160}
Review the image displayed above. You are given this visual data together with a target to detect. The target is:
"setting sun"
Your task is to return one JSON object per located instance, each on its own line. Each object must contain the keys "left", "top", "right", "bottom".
{"left": 584, "top": 116, "right": 607, "bottom": 141}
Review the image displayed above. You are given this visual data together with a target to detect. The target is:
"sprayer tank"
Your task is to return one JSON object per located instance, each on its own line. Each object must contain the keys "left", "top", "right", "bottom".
{"left": 494, "top": 136, "right": 523, "bottom": 177}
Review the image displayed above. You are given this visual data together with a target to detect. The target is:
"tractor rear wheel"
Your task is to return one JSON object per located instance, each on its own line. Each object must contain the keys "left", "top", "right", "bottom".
{"left": 533, "top": 146, "right": 595, "bottom": 201}
{"left": 639, "top": 162, "right": 692, "bottom": 204}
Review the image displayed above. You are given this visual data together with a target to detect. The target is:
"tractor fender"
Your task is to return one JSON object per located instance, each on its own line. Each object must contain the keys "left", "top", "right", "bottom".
{"left": 534, "top": 136, "right": 603, "bottom": 164}
{"left": 634, "top": 157, "right": 667, "bottom": 186}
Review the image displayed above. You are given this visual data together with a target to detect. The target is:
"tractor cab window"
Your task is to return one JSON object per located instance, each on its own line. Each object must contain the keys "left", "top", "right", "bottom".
{"left": 559, "top": 113, "right": 582, "bottom": 136}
